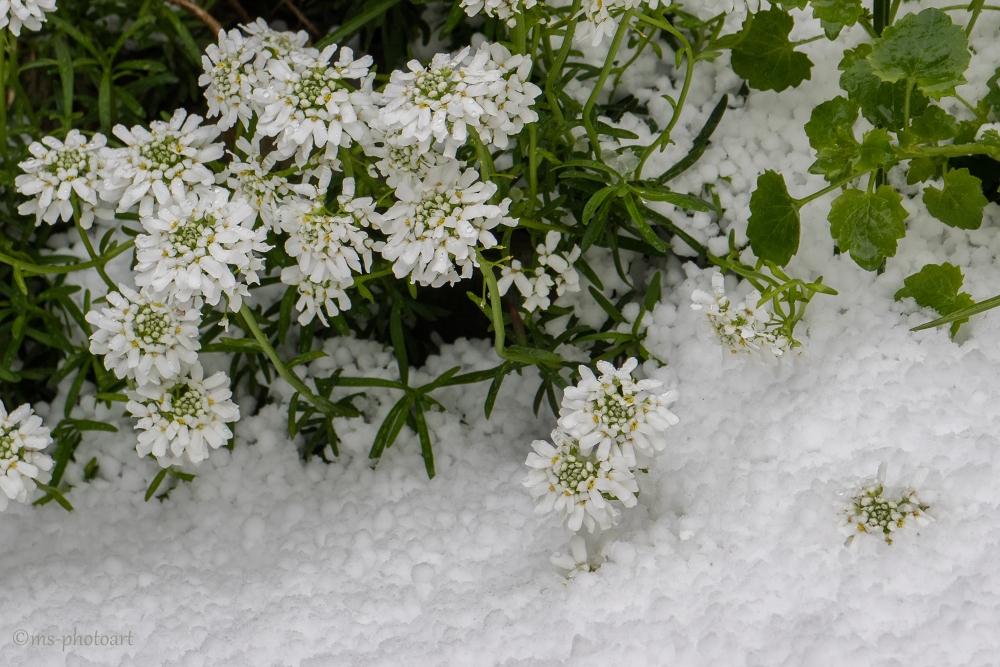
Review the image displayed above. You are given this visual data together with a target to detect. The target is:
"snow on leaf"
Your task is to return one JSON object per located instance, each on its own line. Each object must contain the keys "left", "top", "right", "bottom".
{"left": 839, "top": 44, "right": 928, "bottom": 131}
{"left": 867, "top": 8, "right": 970, "bottom": 98}
{"left": 923, "top": 168, "right": 989, "bottom": 230}
{"left": 804, "top": 97, "right": 860, "bottom": 181}
{"left": 731, "top": 9, "right": 813, "bottom": 93}
{"left": 747, "top": 170, "right": 800, "bottom": 267}
{"left": 895, "top": 262, "right": 974, "bottom": 337}
{"left": 828, "top": 186, "right": 907, "bottom": 271}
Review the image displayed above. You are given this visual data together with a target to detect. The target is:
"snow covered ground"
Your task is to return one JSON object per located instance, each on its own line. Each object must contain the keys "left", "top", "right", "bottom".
{"left": 3, "top": 5, "right": 1000, "bottom": 666}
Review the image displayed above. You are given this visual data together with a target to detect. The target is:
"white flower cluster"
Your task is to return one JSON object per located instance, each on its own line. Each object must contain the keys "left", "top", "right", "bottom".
{"left": 0, "top": 401, "right": 53, "bottom": 511}
{"left": 127, "top": 364, "right": 240, "bottom": 467}
{"left": 498, "top": 232, "right": 581, "bottom": 312}
{"left": 577, "top": 0, "right": 649, "bottom": 46}
{"left": 102, "top": 109, "right": 224, "bottom": 218}
{"left": 377, "top": 42, "right": 541, "bottom": 160}
{"left": 15, "top": 130, "right": 111, "bottom": 229}
{"left": 691, "top": 272, "right": 792, "bottom": 356}
{"left": 460, "top": 0, "right": 537, "bottom": 26}
{"left": 378, "top": 164, "right": 516, "bottom": 286}
{"left": 841, "top": 466, "right": 931, "bottom": 546}
{"left": 134, "top": 187, "right": 269, "bottom": 312}
{"left": 523, "top": 358, "right": 678, "bottom": 536}
{"left": 0, "top": 0, "right": 56, "bottom": 36}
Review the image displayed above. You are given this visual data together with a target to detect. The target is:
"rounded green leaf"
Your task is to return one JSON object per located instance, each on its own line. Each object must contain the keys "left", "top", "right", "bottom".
{"left": 731, "top": 9, "right": 814, "bottom": 93}
{"left": 747, "top": 171, "right": 801, "bottom": 266}
{"left": 829, "top": 186, "right": 908, "bottom": 271}
{"left": 923, "top": 168, "right": 989, "bottom": 230}
{"left": 867, "top": 8, "right": 970, "bottom": 98}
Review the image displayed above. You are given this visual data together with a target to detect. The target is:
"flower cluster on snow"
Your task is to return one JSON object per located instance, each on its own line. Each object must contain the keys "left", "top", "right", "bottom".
{"left": 126, "top": 364, "right": 240, "bottom": 467}
{"left": 498, "top": 231, "right": 581, "bottom": 312}
{"left": 524, "top": 359, "right": 678, "bottom": 545}
{"left": 0, "top": 401, "right": 53, "bottom": 511}
{"left": 691, "top": 272, "right": 792, "bottom": 356}
{"left": 841, "top": 465, "right": 931, "bottom": 545}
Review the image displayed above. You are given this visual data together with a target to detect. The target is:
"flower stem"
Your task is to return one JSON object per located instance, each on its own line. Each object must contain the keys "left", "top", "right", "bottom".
{"left": 74, "top": 205, "right": 117, "bottom": 292}
{"left": 0, "top": 240, "right": 135, "bottom": 276}
{"left": 239, "top": 303, "right": 346, "bottom": 416}
{"left": 0, "top": 30, "right": 8, "bottom": 164}
{"left": 544, "top": 0, "right": 583, "bottom": 144}
{"left": 583, "top": 9, "right": 635, "bottom": 159}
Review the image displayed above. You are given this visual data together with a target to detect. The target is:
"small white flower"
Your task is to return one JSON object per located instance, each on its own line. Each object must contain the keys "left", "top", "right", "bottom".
{"left": 523, "top": 430, "right": 638, "bottom": 533}
{"left": 252, "top": 45, "right": 375, "bottom": 166}
{"left": 577, "top": 0, "right": 652, "bottom": 46}
{"left": 558, "top": 357, "right": 679, "bottom": 467}
{"left": 0, "top": 400, "right": 53, "bottom": 511}
{"left": 127, "top": 364, "right": 240, "bottom": 467}
{"left": 16, "top": 130, "right": 112, "bottom": 229}
{"left": 134, "top": 188, "right": 270, "bottom": 311}
{"left": 240, "top": 18, "right": 316, "bottom": 62}
{"left": 691, "top": 272, "right": 791, "bottom": 355}
{"left": 460, "top": 0, "right": 536, "bottom": 26}
{"left": 86, "top": 286, "right": 201, "bottom": 385}
{"left": 378, "top": 41, "right": 541, "bottom": 157}
{"left": 377, "top": 163, "right": 517, "bottom": 286}
{"left": 280, "top": 265, "right": 353, "bottom": 326}
{"left": 101, "top": 109, "right": 224, "bottom": 217}
{"left": 550, "top": 535, "right": 595, "bottom": 578}
{"left": 841, "top": 465, "right": 931, "bottom": 545}
{"left": 280, "top": 196, "right": 374, "bottom": 285}
{"left": 199, "top": 28, "right": 265, "bottom": 130}
{"left": 0, "top": 0, "right": 56, "bottom": 36}
{"left": 367, "top": 132, "right": 457, "bottom": 188}
{"left": 227, "top": 137, "right": 318, "bottom": 231}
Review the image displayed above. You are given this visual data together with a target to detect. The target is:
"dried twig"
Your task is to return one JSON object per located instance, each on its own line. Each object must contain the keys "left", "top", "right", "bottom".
{"left": 280, "top": 0, "right": 321, "bottom": 40}
{"left": 163, "top": 0, "right": 223, "bottom": 36}
{"left": 226, "top": 0, "right": 253, "bottom": 23}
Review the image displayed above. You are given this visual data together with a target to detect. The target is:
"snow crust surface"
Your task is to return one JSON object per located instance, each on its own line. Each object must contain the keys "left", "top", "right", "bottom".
{"left": 3, "top": 5, "right": 1000, "bottom": 666}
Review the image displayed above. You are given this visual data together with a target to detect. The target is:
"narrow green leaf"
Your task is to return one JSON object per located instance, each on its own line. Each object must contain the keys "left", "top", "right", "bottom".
{"left": 589, "top": 286, "right": 627, "bottom": 324}
{"left": 145, "top": 469, "right": 168, "bottom": 502}
{"left": 390, "top": 300, "right": 409, "bottom": 386}
{"left": 413, "top": 403, "right": 435, "bottom": 479}
{"left": 34, "top": 482, "right": 73, "bottom": 511}
{"left": 622, "top": 193, "right": 667, "bottom": 252}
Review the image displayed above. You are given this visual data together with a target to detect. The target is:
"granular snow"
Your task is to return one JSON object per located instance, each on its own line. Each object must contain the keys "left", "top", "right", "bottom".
{"left": 3, "top": 6, "right": 1000, "bottom": 667}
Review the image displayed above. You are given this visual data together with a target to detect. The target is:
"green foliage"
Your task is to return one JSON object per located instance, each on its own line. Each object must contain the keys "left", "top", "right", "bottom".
{"left": 867, "top": 9, "right": 970, "bottom": 98}
{"left": 908, "top": 106, "right": 958, "bottom": 143}
{"left": 895, "top": 262, "right": 973, "bottom": 337}
{"left": 922, "top": 168, "right": 989, "bottom": 230}
{"left": 729, "top": 9, "right": 813, "bottom": 92}
{"left": 839, "top": 44, "right": 928, "bottom": 131}
{"left": 810, "top": 0, "right": 864, "bottom": 38}
{"left": 828, "top": 186, "right": 908, "bottom": 271}
{"left": 747, "top": 171, "right": 800, "bottom": 267}
{"left": 804, "top": 97, "right": 860, "bottom": 181}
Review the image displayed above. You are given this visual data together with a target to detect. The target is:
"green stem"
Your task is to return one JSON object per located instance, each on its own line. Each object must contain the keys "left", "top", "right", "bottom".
{"left": 795, "top": 172, "right": 864, "bottom": 206}
{"left": 512, "top": 10, "right": 527, "bottom": 54}
{"left": 966, "top": 0, "right": 987, "bottom": 30}
{"left": 857, "top": 17, "right": 879, "bottom": 38}
{"left": 941, "top": 3, "right": 1000, "bottom": 9}
{"left": 888, "top": 0, "right": 902, "bottom": 23}
{"left": 0, "top": 239, "right": 134, "bottom": 276}
{"left": 528, "top": 122, "right": 538, "bottom": 211}
{"left": 239, "top": 303, "right": 343, "bottom": 415}
{"left": 583, "top": 9, "right": 635, "bottom": 158}
{"left": 903, "top": 143, "right": 1000, "bottom": 159}
{"left": 0, "top": 31, "right": 8, "bottom": 163}
{"left": 953, "top": 93, "right": 983, "bottom": 118}
{"left": 791, "top": 35, "right": 825, "bottom": 46}
{"left": 634, "top": 13, "right": 695, "bottom": 177}
{"left": 873, "top": 0, "right": 890, "bottom": 34}
{"left": 74, "top": 205, "right": 116, "bottom": 291}
{"left": 469, "top": 132, "right": 497, "bottom": 187}
{"left": 544, "top": 0, "right": 583, "bottom": 144}
{"left": 902, "top": 78, "right": 914, "bottom": 132}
